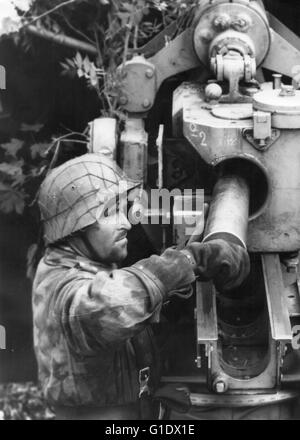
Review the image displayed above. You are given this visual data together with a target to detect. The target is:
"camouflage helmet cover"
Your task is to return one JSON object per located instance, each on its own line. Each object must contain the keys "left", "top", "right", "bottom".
{"left": 38, "top": 153, "right": 138, "bottom": 244}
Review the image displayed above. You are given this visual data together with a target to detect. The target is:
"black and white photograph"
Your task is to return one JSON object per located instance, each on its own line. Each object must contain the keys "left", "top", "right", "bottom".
{"left": 0, "top": 0, "right": 300, "bottom": 423}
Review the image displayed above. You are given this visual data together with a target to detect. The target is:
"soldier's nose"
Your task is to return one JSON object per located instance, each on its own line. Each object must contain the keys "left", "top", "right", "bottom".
{"left": 120, "top": 212, "right": 132, "bottom": 231}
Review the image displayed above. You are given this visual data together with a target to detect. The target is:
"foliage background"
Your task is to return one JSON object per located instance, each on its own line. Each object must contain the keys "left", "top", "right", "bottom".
{"left": 0, "top": 0, "right": 199, "bottom": 287}
{"left": 0, "top": 0, "right": 198, "bottom": 224}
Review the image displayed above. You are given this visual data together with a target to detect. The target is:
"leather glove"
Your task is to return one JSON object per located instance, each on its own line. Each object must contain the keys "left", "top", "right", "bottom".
{"left": 132, "top": 248, "right": 196, "bottom": 297}
{"left": 181, "top": 239, "right": 250, "bottom": 292}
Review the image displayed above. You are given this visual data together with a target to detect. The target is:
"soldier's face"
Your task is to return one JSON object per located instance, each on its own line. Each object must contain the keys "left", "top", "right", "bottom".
{"left": 84, "top": 197, "right": 132, "bottom": 264}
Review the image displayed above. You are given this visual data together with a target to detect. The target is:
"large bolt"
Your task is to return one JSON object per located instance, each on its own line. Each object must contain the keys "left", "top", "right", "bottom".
{"left": 232, "top": 14, "right": 252, "bottom": 32}
{"left": 273, "top": 74, "right": 282, "bottom": 90}
{"left": 145, "top": 69, "right": 154, "bottom": 78}
{"left": 213, "top": 13, "right": 231, "bottom": 30}
{"left": 214, "top": 380, "right": 227, "bottom": 394}
{"left": 198, "top": 29, "right": 213, "bottom": 43}
{"left": 143, "top": 99, "right": 151, "bottom": 108}
{"left": 213, "top": 376, "right": 228, "bottom": 394}
{"left": 279, "top": 85, "right": 296, "bottom": 97}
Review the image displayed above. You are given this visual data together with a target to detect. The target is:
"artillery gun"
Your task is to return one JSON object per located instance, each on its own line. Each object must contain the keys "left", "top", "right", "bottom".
{"left": 90, "top": 0, "right": 300, "bottom": 407}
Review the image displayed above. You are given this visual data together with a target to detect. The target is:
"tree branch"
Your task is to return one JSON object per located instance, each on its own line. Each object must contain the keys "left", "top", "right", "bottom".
{"left": 26, "top": 0, "right": 77, "bottom": 27}
{"left": 61, "top": 14, "right": 95, "bottom": 45}
{"left": 26, "top": 25, "right": 97, "bottom": 55}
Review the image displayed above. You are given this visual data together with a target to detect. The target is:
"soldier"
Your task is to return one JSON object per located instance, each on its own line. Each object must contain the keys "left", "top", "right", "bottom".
{"left": 32, "top": 153, "right": 250, "bottom": 420}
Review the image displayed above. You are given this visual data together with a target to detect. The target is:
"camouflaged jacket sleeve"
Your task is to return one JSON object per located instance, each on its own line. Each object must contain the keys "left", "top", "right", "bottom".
{"left": 37, "top": 247, "right": 195, "bottom": 355}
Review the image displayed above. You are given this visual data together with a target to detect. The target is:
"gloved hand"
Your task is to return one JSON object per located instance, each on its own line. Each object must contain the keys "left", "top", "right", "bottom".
{"left": 132, "top": 248, "right": 196, "bottom": 297}
{"left": 181, "top": 239, "right": 250, "bottom": 292}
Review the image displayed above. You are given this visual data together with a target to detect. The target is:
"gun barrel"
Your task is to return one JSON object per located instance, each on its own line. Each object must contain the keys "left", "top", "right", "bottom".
{"left": 203, "top": 175, "right": 250, "bottom": 249}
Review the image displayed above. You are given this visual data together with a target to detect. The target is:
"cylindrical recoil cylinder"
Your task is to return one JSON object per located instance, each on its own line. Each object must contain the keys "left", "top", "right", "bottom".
{"left": 203, "top": 175, "right": 250, "bottom": 249}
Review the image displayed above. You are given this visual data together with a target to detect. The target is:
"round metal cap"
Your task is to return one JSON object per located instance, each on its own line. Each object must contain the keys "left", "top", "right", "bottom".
{"left": 212, "top": 104, "right": 253, "bottom": 120}
{"left": 253, "top": 89, "right": 300, "bottom": 129}
{"left": 253, "top": 89, "right": 300, "bottom": 113}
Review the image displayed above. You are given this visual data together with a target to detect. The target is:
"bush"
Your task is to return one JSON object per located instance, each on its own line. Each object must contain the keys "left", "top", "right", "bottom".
{"left": 0, "top": 382, "right": 55, "bottom": 420}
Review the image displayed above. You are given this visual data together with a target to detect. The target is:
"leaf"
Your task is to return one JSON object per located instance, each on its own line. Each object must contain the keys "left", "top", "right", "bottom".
{"left": 0, "top": 382, "right": 55, "bottom": 420}
{"left": 117, "top": 12, "right": 131, "bottom": 26}
{"left": 0, "top": 182, "right": 26, "bottom": 215}
{"left": 83, "top": 56, "right": 91, "bottom": 74}
{"left": 12, "top": 1, "right": 32, "bottom": 11}
{"left": 28, "top": 166, "right": 42, "bottom": 178}
{"left": 20, "top": 122, "right": 44, "bottom": 133}
{"left": 77, "top": 68, "right": 84, "bottom": 78}
{"left": 0, "top": 160, "right": 24, "bottom": 178}
{"left": 66, "top": 57, "right": 76, "bottom": 68}
{"left": 121, "top": 2, "right": 134, "bottom": 13}
{"left": 11, "top": 174, "right": 26, "bottom": 187}
{"left": 89, "top": 63, "right": 99, "bottom": 87}
{"left": 60, "top": 61, "right": 70, "bottom": 71}
{"left": 1, "top": 139, "right": 23, "bottom": 158}
{"left": 0, "top": 17, "right": 21, "bottom": 37}
{"left": 75, "top": 52, "right": 83, "bottom": 67}
{"left": 30, "top": 143, "right": 50, "bottom": 159}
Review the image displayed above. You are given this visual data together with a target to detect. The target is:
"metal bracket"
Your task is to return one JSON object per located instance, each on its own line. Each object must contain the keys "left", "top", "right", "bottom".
{"left": 243, "top": 127, "right": 280, "bottom": 151}
{"left": 119, "top": 56, "right": 156, "bottom": 113}
{"left": 149, "top": 29, "right": 202, "bottom": 91}
{"left": 196, "top": 281, "right": 218, "bottom": 370}
{"left": 119, "top": 29, "right": 203, "bottom": 114}
{"left": 262, "top": 254, "right": 292, "bottom": 343}
{"left": 120, "top": 117, "right": 148, "bottom": 183}
{"left": 262, "top": 28, "right": 300, "bottom": 79}
{"left": 211, "top": 52, "right": 256, "bottom": 103}
{"left": 88, "top": 117, "right": 117, "bottom": 159}
{"left": 190, "top": 390, "right": 299, "bottom": 408}
{"left": 196, "top": 281, "right": 218, "bottom": 345}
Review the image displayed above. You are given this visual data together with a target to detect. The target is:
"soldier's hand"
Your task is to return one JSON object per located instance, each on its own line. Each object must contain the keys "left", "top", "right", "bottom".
{"left": 181, "top": 239, "right": 250, "bottom": 291}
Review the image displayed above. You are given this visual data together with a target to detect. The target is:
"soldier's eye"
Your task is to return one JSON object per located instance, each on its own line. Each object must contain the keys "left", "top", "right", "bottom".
{"left": 103, "top": 202, "right": 119, "bottom": 218}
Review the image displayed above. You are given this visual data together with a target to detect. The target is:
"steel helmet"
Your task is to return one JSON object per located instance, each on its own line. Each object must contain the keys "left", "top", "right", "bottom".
{"left": 38, "top": 153, "right": 138, "bottom": 244}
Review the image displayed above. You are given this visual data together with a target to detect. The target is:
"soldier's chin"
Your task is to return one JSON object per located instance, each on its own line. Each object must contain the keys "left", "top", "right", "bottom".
{"left": 113, "top": 243, "right": 128, "bottom": 263}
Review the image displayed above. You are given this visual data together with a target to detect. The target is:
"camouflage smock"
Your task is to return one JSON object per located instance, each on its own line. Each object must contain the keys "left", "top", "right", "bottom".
{"left": 32, "top": 245, "right": 195, "bottom": 407}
